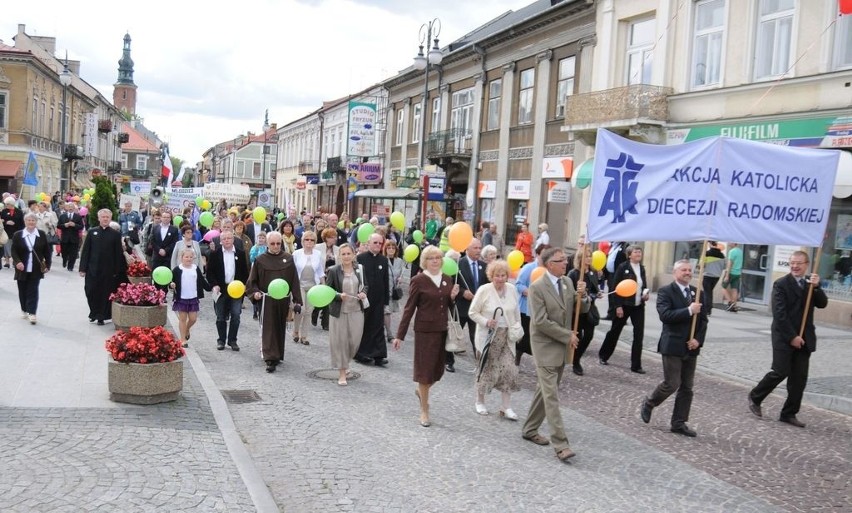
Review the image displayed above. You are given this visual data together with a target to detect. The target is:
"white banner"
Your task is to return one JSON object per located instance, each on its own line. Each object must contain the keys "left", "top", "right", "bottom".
{"left": 129, "top": 181, "right": 151, "bottom": 196}
{"left": 119, "top": 194, "right": 141, "bottom": 211}
{"left": 84, "top": 113, "right": 98, "bottom": 157}
{"left": 203, "top": 182, "right": 251, "bottom": 205}
{"left": 587, "top": 130, "right": 840, "bottom": 246}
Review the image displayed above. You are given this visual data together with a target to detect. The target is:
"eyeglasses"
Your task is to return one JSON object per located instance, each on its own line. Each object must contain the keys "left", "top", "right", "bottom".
{"left": 789, "top": 261, "right": 807, "bottom": 266}
{"left": 268, "top": 242, "right": 282, "bottom": 246}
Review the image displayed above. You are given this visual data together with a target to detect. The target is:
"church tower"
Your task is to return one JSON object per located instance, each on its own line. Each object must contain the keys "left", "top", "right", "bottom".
{"left": 113, "top": 33, "right": 137, "bottom": 116}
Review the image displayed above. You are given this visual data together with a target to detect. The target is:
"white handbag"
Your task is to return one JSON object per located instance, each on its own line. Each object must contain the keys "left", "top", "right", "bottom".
{"left": 445, "top": 306, "right": 467, "bottom": 353}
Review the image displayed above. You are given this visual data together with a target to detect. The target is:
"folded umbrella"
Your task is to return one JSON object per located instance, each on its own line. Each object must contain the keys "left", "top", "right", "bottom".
{"left": 477, "top": 307, "right": 504, "bottom": 382}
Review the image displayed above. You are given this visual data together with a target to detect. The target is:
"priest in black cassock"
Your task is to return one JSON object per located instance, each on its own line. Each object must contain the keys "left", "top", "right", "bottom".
{"left": 355, "top": 233, "right": 390, "bottom": 366}
{"left": 246, "top": 232, "right": 302, "bottom": 373}
{"left": 79, "top": 209, "right": 126, "bottom": 325}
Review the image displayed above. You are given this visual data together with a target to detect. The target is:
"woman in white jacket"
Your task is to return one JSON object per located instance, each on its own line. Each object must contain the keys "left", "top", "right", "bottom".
{"left": 292, "top": 230, "right": 325, "bottom": 345}
{"left": 468, "top": 259, "right": 523, "bottom": 419}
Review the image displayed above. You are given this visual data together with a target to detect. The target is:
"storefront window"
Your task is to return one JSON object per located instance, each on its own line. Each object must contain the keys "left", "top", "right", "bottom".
{"left": 672, "top": 241, "right": 703, "bottom": 266}
{"left": 819, "top": 194, "right": 852, "bottom": 302}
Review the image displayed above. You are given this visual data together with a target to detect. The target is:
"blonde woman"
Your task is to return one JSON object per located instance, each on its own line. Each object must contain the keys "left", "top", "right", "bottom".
{"left": 292, "top": 230, "right": 325, "bottom": 345}
{"left": 392, "top": 245, "right": 460, "bottom": 427}
{"left": 468, "top": 260, "right": 523, "bottom": 419}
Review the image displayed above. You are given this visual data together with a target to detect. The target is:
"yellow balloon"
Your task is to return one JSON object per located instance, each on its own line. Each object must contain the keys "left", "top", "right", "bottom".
{"left": 507, "top": 250, "right": 525, "bottom": 271}
{"left": 390, "top": 211, "right": 405, "bottom": 231}
{"left": 591, "top": 250, "right": 607, "bottom": 272}
{"left": 227, "top": 280, "right": 246, "bottom": 299}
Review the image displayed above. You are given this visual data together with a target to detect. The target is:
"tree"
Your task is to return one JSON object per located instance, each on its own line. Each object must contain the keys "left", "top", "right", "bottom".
{"left": 88, "top": 175, "right": 118, "bottom": 226}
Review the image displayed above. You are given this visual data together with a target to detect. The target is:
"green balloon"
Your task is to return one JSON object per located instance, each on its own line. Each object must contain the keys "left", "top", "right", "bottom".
{"left": 403, "top": 244, "right": 420, "bottom": 263}
{"left": 337, "top": 221, "right": 344, "bottom": 229}
{"left": 173, "top": 215, "right": 183, "bottom": 227}
{"left": 152, "top": 266, "right": 173, "bottom": 286}
{"left": 306, "top": 284, "right": 336, "bottom": 308}
{"left": 441, "top": 256, "right": 459, "bottom": 276}
{"left": 199, "top": 211, "right": 214, "bottom": 228}
{"left": 195, "top": 196, "right": 204, "bottom": 207}
{"left": 267, "top": 278, "right": 290, "bottom": 300}
{"left": 277, "top": 212, "right": 285, "bottom": 221}
{"left": 357, "top": 223, "right": 375, "bottom": 243}
{"left": 355, "top": 217, "right": 364, "bottom": 224}
{"left": 412, "top": 230, "right": 424, "bottom": 243}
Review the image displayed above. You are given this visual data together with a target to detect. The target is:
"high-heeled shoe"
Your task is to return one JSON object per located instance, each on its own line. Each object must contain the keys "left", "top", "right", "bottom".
{"left": 415, "top": 390, "right": 430, "bottom": 427}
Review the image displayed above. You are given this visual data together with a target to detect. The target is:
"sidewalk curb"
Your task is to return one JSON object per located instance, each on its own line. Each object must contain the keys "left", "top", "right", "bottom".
{"left": 167, "top": 309, "right": 279, "bottom": 513}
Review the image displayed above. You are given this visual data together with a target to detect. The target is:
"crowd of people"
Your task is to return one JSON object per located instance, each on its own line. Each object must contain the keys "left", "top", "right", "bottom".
{"left": 2, "top": 188, "right": 828, "bottom": 463}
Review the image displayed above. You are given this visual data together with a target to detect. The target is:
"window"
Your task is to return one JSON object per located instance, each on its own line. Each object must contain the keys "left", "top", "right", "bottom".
{"left": 237, "top": 160, "right": 245, "bottom": 178}
{"left": 40, "top": 101, "right": 46, "bottom": 137}
{"left": 395, "top": 109, "right": 404, "bottom": 146}
{"left": 32, "top": 97, "right": 38, "bottom": 132}
{"left": 411, "top": 103, "right": 422, "bottom": 143}
{"left": 691, "top": 0, "right": 725, "bottom": 87}
{"left": 135, "top": 155, "right": 147, "bottom": 170}
{"left": 49, "top": 106, "right": 55, "bottom": 139}
{"left": 252, "top": 161, "right": 261, "bottom": 179}
{"left": 431, "top": 97, "right": 441, "bottom": 133}
{"left": 487, "top": 79, "right": 502, "bottom": 130}
{"left": 754, "top": 0, "right": 794, "bottom": 79}
{"left": 121, "top": 154, "right": 128, "bottom": 170}
{"left": 627, "top": 18, "right": 656, "bottom": 85}
{"left": 517, "top": 69, "right": 535, "bottom": 124}
{"left": 0, "top": 92, "right": 7, "bottom": 129}
{"left": 555, "top": 57, "right": 575, "bottom": 117}
{"left": 834, "top": 7, "right": 852, "bottom": 70}
{"left": 450, "top": 88, "right": 475, "bottom": 132}
{"left": 330, "top": 130, "right": 337, "bottom": 158}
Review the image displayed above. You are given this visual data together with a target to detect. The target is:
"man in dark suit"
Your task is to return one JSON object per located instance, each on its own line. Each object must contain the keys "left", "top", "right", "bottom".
{"left": 58, "top": 203, "right": 83, "bottom": 271}
{"left": 446, "top": 238, "right": 488, "bottom": 372}
{"left": 206, "top": 229, "right": 250, "bottom": 351}
{"left": 640, "top": 259, "right": 708, "bottom": 437}
{"left": 244, "top": 218, "right": 272, "bottom": 245}
{"left": 598, "top": 245, "right": 650, "bottom": 373}
{"left": 150, "top": 210, "right": 180, "bottom": 275}
{"left": 355, "top": 233, "right": 390, "bottom": 366}
{"left": 749, "top": 250, "right": 828, "bottom": 428}
{"left": 79, "top": 209, "right": 126, "bottom": 325}
{"left": 522, "top": 247, "right": 588, "bottom": 462}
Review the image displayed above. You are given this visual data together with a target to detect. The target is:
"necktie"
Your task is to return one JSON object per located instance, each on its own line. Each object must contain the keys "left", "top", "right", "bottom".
{"left": 557, "top": 279, "right": 563, "bottom": 301}
{"left": 799, "top": 278, "right": 806, "bottom": 289}
{"left": 684, "top": 287, "right": 691, "bottom": 302}
{"left": 471, "top": 261, "right": 478, "bottom": 290}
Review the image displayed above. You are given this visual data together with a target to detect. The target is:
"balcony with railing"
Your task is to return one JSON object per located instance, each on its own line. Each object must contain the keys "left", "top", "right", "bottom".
{"left": 298, "top": 160, "right": 319, "bottom": 175}
{"left": 426, "top": 129, "right": 473, "bottom": 159}
{"left": 563, "top": 85, "right": 672, "bottom": 141}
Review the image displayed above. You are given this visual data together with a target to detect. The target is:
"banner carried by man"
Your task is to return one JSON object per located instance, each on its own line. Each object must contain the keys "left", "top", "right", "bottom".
{"left": 587, "top": 129, "right": 841, "bottom": 246}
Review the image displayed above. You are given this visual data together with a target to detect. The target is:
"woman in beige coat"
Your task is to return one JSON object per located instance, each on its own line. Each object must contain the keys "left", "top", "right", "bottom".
{"left": 468, "top": 259, "right": 523, "bottom": 419}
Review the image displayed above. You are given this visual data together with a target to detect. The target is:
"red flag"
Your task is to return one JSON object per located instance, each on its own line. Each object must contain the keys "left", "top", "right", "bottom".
{"left": 841, "top": 0, "right": 852, "bottom": 15}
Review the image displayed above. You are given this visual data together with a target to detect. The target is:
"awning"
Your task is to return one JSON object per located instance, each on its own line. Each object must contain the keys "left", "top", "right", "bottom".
{"left": 833, "top": 150, "right": 852, "bottom": 199}
{"left": 0, "top": 159, "right": 22, "bottom": 178}
{"left": 574, "top": 159, "right": 594, "bottom": 189}
{"left": 353, "top": 188, "right": 421, "bottom": 200}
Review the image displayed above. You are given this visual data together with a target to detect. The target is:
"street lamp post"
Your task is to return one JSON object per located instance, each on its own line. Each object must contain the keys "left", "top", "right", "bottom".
{"left": 413, "top": 19, "right": 442, "bottom": 231}
{"left": 261, "top": 109, "right": 270, "bottom": 208}
{"left": 59, "top": 61, "right": 72, "bottom": 192}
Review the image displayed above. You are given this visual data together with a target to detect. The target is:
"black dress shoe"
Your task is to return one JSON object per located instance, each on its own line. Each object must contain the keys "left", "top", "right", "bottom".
{"left": 572, "top": 364, "right": 584, "bottom": 376}
{"left": 631, "top": 368, "right": 647, "bottom": 374}
{"left": 265, "top": 361, "right": 276, "bottom": 373}
{"left": 374, "top": 358, "right": 388, "bottom": 367}
{"left": 445, "top": 363, "right": 455, "bottom": 373}
{"left": 748, "top": 396, "right": 763, "bottom": 417}
{"left": 97, "top": 320, "right": 105, "bottom": 326}
{"left": 671, "top": 424, "right": 697, "bottom": 437}
{"left": 217, "top": 343, "right": 226, "bottom": 350}
{"left": 780, "top": 416, "right": 806, "bottom": 428}
{"left": 598, "top": 357, "right": 608, "bottom": 366}
{"left": 230, "top": 344, "right": 240, "bottom": 352}
{"left": 354, "top": 356, "right": 372, "bottom": 365}
{"left": 640, "top": 398, "right": 653, "bottom": 423}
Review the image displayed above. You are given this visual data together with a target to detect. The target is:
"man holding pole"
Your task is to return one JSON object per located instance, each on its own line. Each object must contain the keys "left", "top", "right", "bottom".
{"left": 748, "top": 250, "right": 827, "bottom": 428}
{"left": 640, "top": 259, "right": 707, "bottom": 437}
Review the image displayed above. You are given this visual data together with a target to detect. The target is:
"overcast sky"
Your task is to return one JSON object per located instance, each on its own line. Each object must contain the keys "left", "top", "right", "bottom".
{"left": 2, "top": 0, "right": 535, "bottom": 164}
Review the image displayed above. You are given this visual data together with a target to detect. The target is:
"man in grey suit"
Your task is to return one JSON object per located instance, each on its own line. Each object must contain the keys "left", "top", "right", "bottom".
{"left": 640, "top": 259, "right": 708, "bottom": 437}
{"left": 522, "top": 247, "right": 588, "bottom": 462}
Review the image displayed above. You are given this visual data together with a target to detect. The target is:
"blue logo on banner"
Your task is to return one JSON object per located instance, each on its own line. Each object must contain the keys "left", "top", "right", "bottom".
{"left": 598, "top": 152, "right": 641, "bottom": 223}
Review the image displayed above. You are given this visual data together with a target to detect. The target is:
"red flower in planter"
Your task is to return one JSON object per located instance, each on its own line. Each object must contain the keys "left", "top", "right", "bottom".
{"left": 109, "top": 282, "right": 166, "bottom": 306}
{"left": 126, "top": 259, "right": 152, "bottom": 278}
{"left": 105, "top": 326, "right": 184, "bottom": 363}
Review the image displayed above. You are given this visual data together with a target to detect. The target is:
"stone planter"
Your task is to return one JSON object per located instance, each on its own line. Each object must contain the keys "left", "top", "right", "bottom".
{"left": 108, "top": 359, "right": 183, "bottom": 404}
{"left": 111, "top": 303, "right": 167, "bottom": 331}
{"left": 128, "top": 275, "right": 152, "bottom": 285}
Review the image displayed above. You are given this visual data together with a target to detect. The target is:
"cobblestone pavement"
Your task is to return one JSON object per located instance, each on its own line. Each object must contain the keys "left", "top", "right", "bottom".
{"left": 2, "top": 270, "right": 850, "bottom": 512}
{"left": 188, "top": 288, "right": 850, "bottom": 512}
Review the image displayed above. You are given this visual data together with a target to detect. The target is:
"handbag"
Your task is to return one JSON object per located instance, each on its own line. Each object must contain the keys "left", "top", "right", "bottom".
{"left": 0, "top": 228, "right": 8, "bottom": 245}
{"left": 445, "top": 306, "right": 467, "bottom": 353}
{"left": 587, "top": 302, "right": 600, "bottom": 326}
{"left": 389, "top": 263, "right": 403, "bottom": 300}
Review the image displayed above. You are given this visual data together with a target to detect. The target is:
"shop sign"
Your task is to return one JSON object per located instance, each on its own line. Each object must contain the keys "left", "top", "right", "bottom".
{"left": 507, "top": 180, "right": 530, "bottom": 200}
{"left": 667, "top": 116, "right": 852, "bottom": 148}
{"left": 546, "top": 180, "right": 571, "bottom": 203}
{"left": 427, "top": 177, "right": 445, "bottom": 200}
{"left": 542, "top": 157, "right": 573, "bottom": 178}
{"left": 478, "top": 180, "right": 496, "bottom": 199}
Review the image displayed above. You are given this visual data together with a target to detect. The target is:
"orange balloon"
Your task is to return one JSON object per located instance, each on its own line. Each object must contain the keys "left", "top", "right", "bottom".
{"left": 615, "top": 279, "right": 638, "bottom": 298}
{"left": 448, "top": 222, "right": 474, "bottom": 252}
{"left": 531, "top": 267, "right": 547, "bottom": 282}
